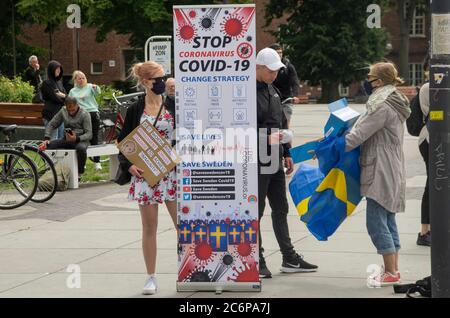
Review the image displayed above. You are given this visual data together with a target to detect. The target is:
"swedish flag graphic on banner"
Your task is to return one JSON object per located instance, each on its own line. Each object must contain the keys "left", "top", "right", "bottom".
{"left": 289, "top": 135, "right": 361, "bottom": 241}
{"left": 179, "top": 222, "right": 192, "bottom": 244}
{"left": 208, "top": 223, "right": 228, "bottom": 251}
{"left": 194, "top": 224, "right": 208, "bottom": 243}
{"left": 228, "top": 225, "right": 243, "bottom": 245}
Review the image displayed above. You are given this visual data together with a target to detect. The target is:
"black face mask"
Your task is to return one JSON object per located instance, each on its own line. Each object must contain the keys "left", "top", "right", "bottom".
{"left": 151, "top": 81, "right": 166, "bottom": 95}
{"left": 363, "top": 79, "right": 377, "bottom": 95}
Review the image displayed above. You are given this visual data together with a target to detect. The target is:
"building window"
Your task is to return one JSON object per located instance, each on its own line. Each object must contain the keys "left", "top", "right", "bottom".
{"left": 409, "top": 63, "right": 424, "bottom": 86}
{"left": 406, "top": 2, "right": 425, "bottom": 37}
{"left": 91, "top": 62, "right": 103, "bottom": 75}
{"left": 339, "top": 84, "right": 349, "bottom": 97}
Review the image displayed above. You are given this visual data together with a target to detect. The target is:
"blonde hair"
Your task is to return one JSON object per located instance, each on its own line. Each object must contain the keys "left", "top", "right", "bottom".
{"left": 130, "top": 61, "right": 163, "bottom": 86}
{"left": 72, "top": 70, "right": 87, "bottom": 87}
{"left": 368, "top": 62, "right": 404, "bottom": 86}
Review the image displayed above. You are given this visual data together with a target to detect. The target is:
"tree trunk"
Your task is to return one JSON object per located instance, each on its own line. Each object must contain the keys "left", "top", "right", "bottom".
{"left": 320, "top": 81, "right": 340, "bottom": 103}
{"left": 49, "top": 30, "right": 53, "bottom": 60}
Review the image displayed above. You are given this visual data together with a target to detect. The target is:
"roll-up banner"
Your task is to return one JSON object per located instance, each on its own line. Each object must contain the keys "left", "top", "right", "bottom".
{"left": 174, "top": 4, "right": 260, "bottom": 292}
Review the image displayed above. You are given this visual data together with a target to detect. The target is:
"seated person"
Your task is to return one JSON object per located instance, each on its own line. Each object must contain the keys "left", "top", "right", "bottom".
{"left": 42, "top": 96, "right": 92, "bottom": 178}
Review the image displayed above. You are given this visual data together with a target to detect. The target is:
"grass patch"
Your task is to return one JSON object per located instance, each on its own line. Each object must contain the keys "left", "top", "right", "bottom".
{"left": 80, "top": 156, "right": 111, "bottom": 184}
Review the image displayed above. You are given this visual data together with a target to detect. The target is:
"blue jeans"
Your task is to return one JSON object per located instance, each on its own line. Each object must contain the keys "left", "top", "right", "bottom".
{"left": 43, "top": 119, "right": 64, "bottom": 141}
{"left": 366, "top": 198, "right": 401, "bottom": 255}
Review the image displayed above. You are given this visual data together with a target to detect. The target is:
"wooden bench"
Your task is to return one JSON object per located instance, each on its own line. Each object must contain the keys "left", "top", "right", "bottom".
{"left": 0, "top": 103, "right": 44, "bottom": 126}
{"left": 45, "top": 144, "right": 119, "bottom": 189}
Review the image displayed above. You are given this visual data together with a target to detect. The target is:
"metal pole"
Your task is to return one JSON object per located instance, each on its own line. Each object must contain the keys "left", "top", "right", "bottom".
{"left": 11, "top": 0, "right": 16, "bottom": 76}
{"left": 429, "top": 0, "right": 450, "bottom": 298}
{"left": 77, "top": 28, "right": 80, "bottom": 70}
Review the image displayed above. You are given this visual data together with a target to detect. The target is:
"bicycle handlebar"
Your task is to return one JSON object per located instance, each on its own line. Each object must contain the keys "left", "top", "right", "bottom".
{"left": 112, "top": 91, "right": 146, "bottom": 106}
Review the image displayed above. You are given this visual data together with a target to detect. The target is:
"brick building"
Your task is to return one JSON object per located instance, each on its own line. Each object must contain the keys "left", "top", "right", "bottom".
{"left": 19, "top": 24, "right": 140, "bottom": 89}
{"left": 19, "top": 1, "right": 429, "bottom": 98}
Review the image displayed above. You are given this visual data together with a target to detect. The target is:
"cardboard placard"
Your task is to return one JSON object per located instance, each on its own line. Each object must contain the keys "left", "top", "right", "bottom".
{"left": 117, "top": 119, "right": 180, "bottom": 186}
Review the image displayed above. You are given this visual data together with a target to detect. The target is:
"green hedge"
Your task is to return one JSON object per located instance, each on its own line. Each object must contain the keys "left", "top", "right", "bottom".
{"left": 0, "top": 76, "right": 35, "bottom": 103}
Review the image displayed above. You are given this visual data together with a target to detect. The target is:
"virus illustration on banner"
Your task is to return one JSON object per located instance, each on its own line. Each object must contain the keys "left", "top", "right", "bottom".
{"left": 228, "top": 262, "right": 259, "bottom": 282}
{"left": 178, "top": 248, "right": 196, "bottom": 282}
{"left": 211, "top": 253, "right": 235, "bottom": 281}
{"left": 237, "top": 42, "right": 253, "bottom": 59}
{"left": 230, "top": 241, "right": 256, "bottom": 263}
{"left": 220, "top": 7, "right": 255, "bottom": 40}
{"left": 174, "top": 8, "right": 197, "bottom": 43}
{"left": 193, "top": 241, "right": 215, "bottom": 266}
{"left": 199, "top": 8, "right": 221, "bottom": 31}
{"left": 186, "top": 266, "right": 213, "bottom": 282}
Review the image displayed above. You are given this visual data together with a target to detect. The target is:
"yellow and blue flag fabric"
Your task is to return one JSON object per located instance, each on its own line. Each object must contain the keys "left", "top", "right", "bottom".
{"left": 289, "top": 135, "right": 361, "bottom": 241}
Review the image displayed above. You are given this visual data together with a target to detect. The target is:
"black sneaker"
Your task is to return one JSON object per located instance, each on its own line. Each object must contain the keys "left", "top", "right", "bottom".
{"left": 281, "top": 253, "right": 318, "bottom": 273}
{"left": 417, "top": 231, "right": 431, "bottom": 246}
{"left": 259, "top": 263, "right": 272, "bottom": 279}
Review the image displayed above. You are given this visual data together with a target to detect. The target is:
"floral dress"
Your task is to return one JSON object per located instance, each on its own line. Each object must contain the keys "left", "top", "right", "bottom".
{"left": 128, "top": 109, "right": 177, "bottom": 205}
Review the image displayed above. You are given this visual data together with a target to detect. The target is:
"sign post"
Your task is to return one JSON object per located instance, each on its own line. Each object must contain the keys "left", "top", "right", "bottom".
{"left": 145, "top": 36, "right": 172, "bottom": 75}
{"left": 430, "top": 0, "right": 450, "bottom": 298}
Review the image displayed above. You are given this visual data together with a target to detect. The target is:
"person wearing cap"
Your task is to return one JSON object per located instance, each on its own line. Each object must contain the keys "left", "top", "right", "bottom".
{"left": 256, "top": 47, "right": 318, "bottom": 278}
{"left": 269, "top": 43, "right": 300, "bottom": 127}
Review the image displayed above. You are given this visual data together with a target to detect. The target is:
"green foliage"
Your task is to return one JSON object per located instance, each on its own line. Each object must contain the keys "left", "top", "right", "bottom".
{"left": 265, "top": 0, "right": 389, "bottom": 101}
{"left": 0, "top": 1, "right": 47, "bottom": 77}
{"left": 95, "top": 85, "right": 123, "bottom": 109}
{"left": 84, "top": 0, "right": 252, "bottom": 48}
{"left": 0, "top": 76, "right": 35, "bottom": 103}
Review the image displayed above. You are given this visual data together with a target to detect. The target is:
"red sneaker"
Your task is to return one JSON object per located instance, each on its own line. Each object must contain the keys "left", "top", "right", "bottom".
{"left": 367, "top": 271, "right": 400, "bottom": 288}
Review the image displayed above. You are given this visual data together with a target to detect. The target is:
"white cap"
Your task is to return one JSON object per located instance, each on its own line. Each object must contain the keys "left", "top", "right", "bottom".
{"left": 256, "top": 48, "right": 286, "bottom": 71}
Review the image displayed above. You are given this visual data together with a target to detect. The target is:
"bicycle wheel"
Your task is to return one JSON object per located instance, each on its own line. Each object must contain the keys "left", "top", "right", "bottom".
{"left": 23, "top": 145, "right": 57, "bottom": 203}
{"left": 0, "top": 148, "right": 38, "bottom": 209}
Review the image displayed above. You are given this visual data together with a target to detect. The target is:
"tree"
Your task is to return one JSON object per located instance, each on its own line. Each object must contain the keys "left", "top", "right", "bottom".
{"left": 84, "top": 0, "right": 251, "bottom": 49}
{"left": 16, "top": 0, "right": 86, "bottom": 60}
{"left": 0, "top": 0, "right": 44, "bottom": 77}
{"left": 265, "top": 0, "right": 389, "bottom": 102}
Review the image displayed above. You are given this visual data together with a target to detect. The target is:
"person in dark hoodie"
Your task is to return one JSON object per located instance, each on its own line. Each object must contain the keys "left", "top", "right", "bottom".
{"left": 269, "top": 43, "right": 300, "bottom": 127}
{"left": 41, "top": 60, "right": 66, "bottom": 140}
{"left": 343, "top": 62, "right": 411, "bottom": 287}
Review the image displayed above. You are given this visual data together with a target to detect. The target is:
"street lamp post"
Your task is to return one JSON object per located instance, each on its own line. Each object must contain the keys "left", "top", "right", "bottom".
{"left": 429, "top": 0, "right": 450, "bottom": 298}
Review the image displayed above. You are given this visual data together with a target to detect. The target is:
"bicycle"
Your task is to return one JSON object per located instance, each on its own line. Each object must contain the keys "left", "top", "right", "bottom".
{"left": 0, "top": 129, "right": 39, "bottom": 209}
{"left": 1, "top": 125, "right": 57, "bottom": 203}
{"left": 92, "top": 91, "right": 144, "bottom": 163}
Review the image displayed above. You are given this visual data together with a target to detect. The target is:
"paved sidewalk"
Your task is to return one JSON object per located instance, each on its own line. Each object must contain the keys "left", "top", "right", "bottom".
{"left": 0, "top": 104, "right": 431, "bottom": 298}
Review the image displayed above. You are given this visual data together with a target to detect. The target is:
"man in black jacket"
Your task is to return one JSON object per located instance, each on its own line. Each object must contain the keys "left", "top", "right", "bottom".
{"left": 256, "top": 47, "right": 318, "bottom": 278}
{"left": 24, "top": 55, "right": 42, "bottom": 97}
{"left": 269, "top": 44, "right": 300, "bottom": 127}
{"left": 41, "top": 60, "right": 66, "bottom": 140}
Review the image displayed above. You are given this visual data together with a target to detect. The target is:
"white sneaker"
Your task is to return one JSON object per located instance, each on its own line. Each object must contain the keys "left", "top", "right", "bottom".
{"left": 142, "top": 275, "right": 157, "bottom": 295}
{"left": 94, "top": 162, "right": 102, "bottom": 171}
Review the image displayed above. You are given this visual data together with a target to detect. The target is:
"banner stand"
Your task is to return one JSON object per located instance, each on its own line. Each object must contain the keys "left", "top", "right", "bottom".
{"left": 177, "top": 282, "right": 261, "bottom": 293}
{"left": 174, "top": 4, "right": 260, "bottom": 292}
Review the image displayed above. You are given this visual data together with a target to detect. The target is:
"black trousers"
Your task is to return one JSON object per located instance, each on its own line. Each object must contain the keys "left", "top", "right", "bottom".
{"left": 258, "top": 165, "right": 296, "bottom": 263}
{"left": 89, "top": 112, "right": 100, "bottom": 163}
{"left": 419, "top": 140, "right": 430, "bottom": 225}
{"left": 47, "top": 139, "right": 88, "bottom": 174}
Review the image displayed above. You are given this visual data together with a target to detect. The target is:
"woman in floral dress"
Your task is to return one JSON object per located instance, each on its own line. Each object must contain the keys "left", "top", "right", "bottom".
{"left": 117, "top": 61, "right": 176, "bottom": 295}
